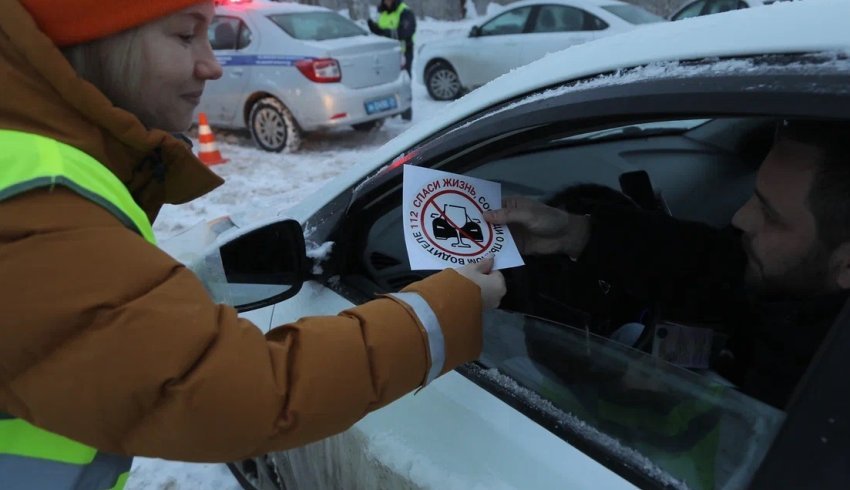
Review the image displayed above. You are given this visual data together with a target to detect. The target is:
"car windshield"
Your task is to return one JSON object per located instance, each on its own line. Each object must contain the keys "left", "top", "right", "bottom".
{"left": 602, "top": 4, "right": 666, "bottom": 24}
{"left": 269, "top": 12, "right": 366, "bottom": 41}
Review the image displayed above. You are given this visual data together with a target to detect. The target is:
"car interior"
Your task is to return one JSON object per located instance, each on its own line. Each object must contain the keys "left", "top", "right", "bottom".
{"left": 332, "top": 116, "right": 790, "bottom": 489}
{"left": 212, "top": 20, "right": 238, "bottom": 50}
{"left": 354, "top": 117, "right": 769, "bottom": 290}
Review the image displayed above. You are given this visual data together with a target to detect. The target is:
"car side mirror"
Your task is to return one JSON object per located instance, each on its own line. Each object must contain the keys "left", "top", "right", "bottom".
{"left": 219, "top": 219, "right": 310, "bottom": 312}
{"left": 160, "top": 217, "right": 311, "bottom": 313}
{"left": 469, "top": 25, "right": 481, "bottom": 37}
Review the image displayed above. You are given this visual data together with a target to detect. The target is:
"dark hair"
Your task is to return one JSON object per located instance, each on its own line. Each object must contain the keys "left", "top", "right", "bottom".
{"left": 778, "top": 120, "right": 850, "bottom": 250}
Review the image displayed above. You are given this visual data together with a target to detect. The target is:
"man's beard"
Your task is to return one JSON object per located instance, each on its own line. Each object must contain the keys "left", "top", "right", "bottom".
{"left": 743, "top": 239, "right": 834, "bottom": 300}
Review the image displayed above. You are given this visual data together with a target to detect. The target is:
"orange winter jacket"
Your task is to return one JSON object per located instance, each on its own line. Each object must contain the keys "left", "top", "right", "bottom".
{"left": 0, "top": 0, "right": 482, "bottom": 462}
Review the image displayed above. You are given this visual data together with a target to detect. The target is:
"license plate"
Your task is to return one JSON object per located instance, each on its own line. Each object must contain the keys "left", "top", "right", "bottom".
{"left": 364, "top": 96, "right": 397, "bottom": 115}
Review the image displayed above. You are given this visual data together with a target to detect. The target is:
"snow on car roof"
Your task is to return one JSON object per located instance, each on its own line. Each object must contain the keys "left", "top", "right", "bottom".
{"left": 216, "top": 0, "right": 329, "bottom": 15}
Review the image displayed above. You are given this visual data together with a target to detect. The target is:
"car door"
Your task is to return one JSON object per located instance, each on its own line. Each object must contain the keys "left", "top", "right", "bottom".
{"left": 703, "top": 0, "right": 750, "bottom": 15}
{"left": 670, "top": 0, "right": 709, "bottom": 20}
{"left": 671, "top": 0, "right": 748, "bottom": 20}
{"left": 199, "top": 15, "right": 254, "bottom": 127}
{"left": 459, "top": 6, "right": 533, "bottom": 88}
{"left": 520, "top": 4, "right": 608, "bottom": 65}
{"left": 227, "top": 56, "right": 847, "bottom": 490}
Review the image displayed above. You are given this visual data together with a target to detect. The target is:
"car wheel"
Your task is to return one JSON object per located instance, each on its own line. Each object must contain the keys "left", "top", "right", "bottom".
{"left": 227, "top": 456, "right": 286, "bottom": 490}
{"left": 351, "top": 118, "right": 385, "bottom": 132}
{"left": 425, "top": 62, "right": 462, "bottom": 101}
{"left": 249, "top": 97, "right": 302, "bottom": 153}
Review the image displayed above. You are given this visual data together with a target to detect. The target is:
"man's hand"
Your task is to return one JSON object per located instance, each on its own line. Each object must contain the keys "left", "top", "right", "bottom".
{"left": 484, "top": 196, "right": 591, "bottom": 257}
{"left": 455, "top": 256, "right": 506, "bottom": 310}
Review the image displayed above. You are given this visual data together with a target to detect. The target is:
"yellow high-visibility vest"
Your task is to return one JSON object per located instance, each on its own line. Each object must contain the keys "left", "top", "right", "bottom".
{"left": 0, "top": 129, "right": 155, "bottom": 490}
{"left": 378, "top": 2, "right": 415, "bottom": 52}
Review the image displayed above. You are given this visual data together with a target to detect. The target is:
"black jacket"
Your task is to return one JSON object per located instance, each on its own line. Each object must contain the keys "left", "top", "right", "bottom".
{"left": 578, "top": 204, "right": 846, "bottom": 408}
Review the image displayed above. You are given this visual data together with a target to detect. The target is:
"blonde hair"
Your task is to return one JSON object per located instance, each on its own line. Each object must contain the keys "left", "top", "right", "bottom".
{"left": 61, "top": 26, "right": 145, "bottom": 116}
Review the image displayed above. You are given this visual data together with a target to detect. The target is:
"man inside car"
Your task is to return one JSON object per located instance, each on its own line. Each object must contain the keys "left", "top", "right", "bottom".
{"left": 485, "top": 120, "right": 850, "bottom": 408}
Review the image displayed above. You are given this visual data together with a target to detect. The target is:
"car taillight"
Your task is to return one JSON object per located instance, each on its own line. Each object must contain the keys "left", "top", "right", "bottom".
{"left": 295, "top": 58, "right": 341, "bottom": 83}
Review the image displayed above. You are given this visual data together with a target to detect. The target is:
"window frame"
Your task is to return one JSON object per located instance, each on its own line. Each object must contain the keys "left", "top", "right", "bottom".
{"left": 478, "top": 6, "right": 536, "bottom": 37}
{"left": 750, "top": 301, "right": 850, "bottom": 489}
{"left": 528, "top": 4, "right": 609, "bottom": 33}
{"left": 671, "top": 0, "right": 709, "bottom": 21}
{"left": 672, "top": 0, "right": 749, "bottom": 20}
{"left": 236, "top": 19, "right": 253, "bottom": 50}
{"left": 308, "top": 56, "right": 850, "bottom": 489}
{"left": 210, "top": 15, "right": 251, "bottom": 51}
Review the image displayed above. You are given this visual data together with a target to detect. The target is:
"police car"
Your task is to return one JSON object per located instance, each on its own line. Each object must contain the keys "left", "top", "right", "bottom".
{"left": 197, "top": 0, "right": 412, "bottom": 152}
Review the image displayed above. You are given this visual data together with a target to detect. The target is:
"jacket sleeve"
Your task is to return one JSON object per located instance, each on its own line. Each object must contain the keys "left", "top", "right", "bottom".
{"left": 398, "top": 9, "right": 416, "bottom": 41}
{"left": 0, "top": 189, "right": 482, "bottom": 462}
{"left": 367, "top": 18, "right": 389, "bottom": 37}
{"left": 576, "top": 204, "right": 747, "bottom": 317}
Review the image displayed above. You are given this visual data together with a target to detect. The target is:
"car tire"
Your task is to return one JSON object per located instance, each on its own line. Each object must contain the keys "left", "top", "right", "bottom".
{"left": 227, "top": 457, "right": 286, "bottom": 490}
{"left": 425, "top": 62, "right": 462, "bottom": 101}
{"left": 249, "top": 97, "right": 302, "bottom": 153}
{"left": 351, "top": 118, "right": 384, "bottom": 132}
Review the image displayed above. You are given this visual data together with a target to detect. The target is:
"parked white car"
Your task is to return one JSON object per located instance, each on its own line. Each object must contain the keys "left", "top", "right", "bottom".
{"left": 165, "top": 1, "right": 850, "bottom": 489}
{"left": 670, "top": 0, "right": 791, "bottom": 20}
{"left": 196, "top": 0, "right": 412, "bottom": 153}
{"left": 416, "top": 0, "right": 664, "bottom": 101}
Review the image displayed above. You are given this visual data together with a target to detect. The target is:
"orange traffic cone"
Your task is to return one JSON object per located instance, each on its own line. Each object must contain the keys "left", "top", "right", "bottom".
{"left": 197, "top": 113, "right": 228, "bottom": 166}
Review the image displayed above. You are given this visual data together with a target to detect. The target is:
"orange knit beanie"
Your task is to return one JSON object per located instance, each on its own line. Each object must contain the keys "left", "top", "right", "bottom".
{"left": 20, "top": 0, "right": 205, "bottom": 46}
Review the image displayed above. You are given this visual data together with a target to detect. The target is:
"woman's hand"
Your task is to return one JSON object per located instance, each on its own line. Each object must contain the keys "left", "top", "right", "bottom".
{"left": 455, "top": 256, "right": 506, "bottom": 310}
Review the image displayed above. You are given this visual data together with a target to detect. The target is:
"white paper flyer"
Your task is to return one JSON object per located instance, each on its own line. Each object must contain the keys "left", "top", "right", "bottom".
{"left": 402, "top": 165, "right": 524, "bottom": 270}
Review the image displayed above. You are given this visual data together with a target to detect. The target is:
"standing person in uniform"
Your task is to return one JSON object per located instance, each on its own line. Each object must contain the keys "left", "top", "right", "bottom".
{"left": 0, "top": 1, "right": 505, "bottom": 489}
{"left": 368, "top": 0, "right": 416, "bottom": 120}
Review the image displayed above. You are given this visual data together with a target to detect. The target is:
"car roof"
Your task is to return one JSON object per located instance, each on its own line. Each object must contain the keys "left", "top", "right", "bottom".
{"left": 506, "top": 0, "right": 630, "bottom": 8}
{"left": 373, "top": 0, "right": 848, "bottom": 167}
{"left": 215, "top": 0, "right": 329, "bottom": 15}
{"left": 485, "top": 0, "right": 630, "bottom": 18}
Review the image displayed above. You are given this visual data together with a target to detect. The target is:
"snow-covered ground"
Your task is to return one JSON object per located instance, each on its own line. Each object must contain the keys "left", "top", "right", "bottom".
{"left": 130, "top": 15, "right": 476, "bottom": 490}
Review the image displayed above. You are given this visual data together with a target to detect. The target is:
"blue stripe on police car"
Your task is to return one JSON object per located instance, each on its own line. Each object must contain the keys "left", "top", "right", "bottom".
{"left": 216, "top": 55, "right": 314, "bottom": 67}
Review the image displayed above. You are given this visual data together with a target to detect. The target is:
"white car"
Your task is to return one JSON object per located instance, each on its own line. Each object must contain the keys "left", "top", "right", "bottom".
{"left": 670, "top": 0, "right": 792, "bottom": 20}
{"left": 416, "top": 0, "right": 664, "bottom": 101}
{"left": 164, "top": 1, "right": 850, "bottom": 489}
{"left": 196, "top": 0, "right": 412, "bottom": 153}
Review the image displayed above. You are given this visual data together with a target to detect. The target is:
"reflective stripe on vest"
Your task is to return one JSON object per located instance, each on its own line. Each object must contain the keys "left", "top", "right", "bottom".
{"left": 378, "top": 2, "right": 414, "bottom": 52}
{"left": 0, "top": 130, "right": 156, "bottom": 244}
{"left": 0, "top": 129, "right": 155, "bottom": 489}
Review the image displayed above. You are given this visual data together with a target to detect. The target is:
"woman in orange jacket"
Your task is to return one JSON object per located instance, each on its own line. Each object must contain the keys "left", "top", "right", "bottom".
{"left": 0, "top": 0, "right": 505, "bottom": 486}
